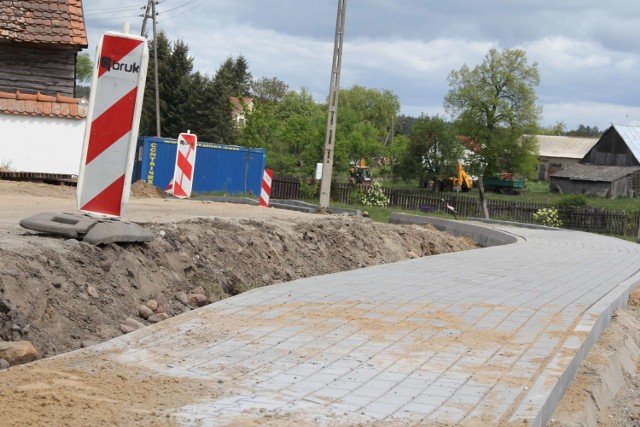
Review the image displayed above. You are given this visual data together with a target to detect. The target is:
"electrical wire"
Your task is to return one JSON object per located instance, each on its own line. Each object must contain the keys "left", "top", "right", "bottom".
{"left": 84, "top": 4, "right": 145, "bottom": 18}
{"left": 159, "top": 0, "right": 206, "bottom": 18}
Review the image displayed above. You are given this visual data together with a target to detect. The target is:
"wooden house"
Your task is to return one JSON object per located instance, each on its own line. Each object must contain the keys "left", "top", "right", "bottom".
{"left": 550, "top": 125, "right": 640, "bottom": 198}
{"left": 0, "top": 0, "right": 88, "bottom": 97}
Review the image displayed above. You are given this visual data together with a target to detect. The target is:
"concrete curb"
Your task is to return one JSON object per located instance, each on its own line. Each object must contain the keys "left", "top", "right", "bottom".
{"left": 389, "top": 213, "right": 518, "bottom": 247}
{"left": 191, "top": 196, "right": 259, "bottom": 206}
{"left": 526, "top": 274, "right": 640, "bottom": 426}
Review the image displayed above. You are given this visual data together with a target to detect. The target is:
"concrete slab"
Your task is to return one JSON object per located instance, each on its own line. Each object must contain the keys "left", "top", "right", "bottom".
{"left": 2, "top": 218, "right": 640, "bottom": 426}
{"left": 82, "top": 221, "right": 154, "bottom": 245}
{"left": 19, "top": 211, "right": 98, "bottom": 238}
{"left": 19, "top": 211, "right": 154, "bottom": 245}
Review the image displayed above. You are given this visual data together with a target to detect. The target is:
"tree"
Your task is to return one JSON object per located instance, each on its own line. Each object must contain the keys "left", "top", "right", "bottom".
{"left": 396, "top": 115, "right": 463, "bottom": 188}
{"left": 335, "top": 86, "right": 400, "bottom": 171}
{"left": 539, "top": 121, "right": 566, "bottom": 136}
{"left": 250, "top": 76, "right": 289, "bottom": 103}
{"left": 566, "top": 124, "right": 602, "bottom": 137}
{"left": 215, "top": 56, "right": 252, "bottom": 97}
{"left": 75, "top": 52, "right": 93, "bottom": 98}
{"left": 444, "top": 48, "right": 541, "bottom": 178}
{"left": 239, "top": 88, "right": 325, "bottom": 175}
{"left": 76, "top": 52, "right": 93, "bottom": 83}
{"left": 141, "top": 31, "right": 171, "bottom": 136}
{"left": 162, "top": 39, "right": 194, "bottom": 137}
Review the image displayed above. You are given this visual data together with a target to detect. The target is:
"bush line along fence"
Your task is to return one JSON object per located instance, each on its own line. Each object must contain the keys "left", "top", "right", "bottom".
{"left": 271, "top": 176, "right": 640, "bottom": 238}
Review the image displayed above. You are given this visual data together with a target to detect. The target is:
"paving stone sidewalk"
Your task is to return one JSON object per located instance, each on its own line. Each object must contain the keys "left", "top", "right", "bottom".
{"left": 5, "top": 221, "right": 640, "bottom": 426}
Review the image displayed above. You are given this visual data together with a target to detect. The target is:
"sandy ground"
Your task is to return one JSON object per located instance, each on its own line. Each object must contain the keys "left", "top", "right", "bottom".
{"left": 1, "top": 179, "right": 639, "bottom": 426}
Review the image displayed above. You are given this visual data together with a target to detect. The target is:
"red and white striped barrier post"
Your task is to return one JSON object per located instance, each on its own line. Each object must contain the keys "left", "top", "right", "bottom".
{"left": 260, "top": 169, "right": 273, "bottom": 207}
{"left": 166, "top": 132, "right": 197, "bottom": 198}
{"left": 77, "top": 31, "right": 149, "bottom": 217}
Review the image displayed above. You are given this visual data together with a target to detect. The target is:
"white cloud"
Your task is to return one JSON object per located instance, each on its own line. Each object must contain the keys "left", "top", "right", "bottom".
{"left": 523, "top": 37, "right": 613, "bottom": 72}
{"left": 542, "top": 101, "right": 640, "bottom": 130}
{"left": 81, "top": 1, "right": 640, "bottom": 130}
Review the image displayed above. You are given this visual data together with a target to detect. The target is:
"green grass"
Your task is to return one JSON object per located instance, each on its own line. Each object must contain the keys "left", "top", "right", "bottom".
{"left": 328, "top": 202, "right": 456, "bottom": 223}
{"left": 438, "top": 180, "right": 640, "bottom": 212}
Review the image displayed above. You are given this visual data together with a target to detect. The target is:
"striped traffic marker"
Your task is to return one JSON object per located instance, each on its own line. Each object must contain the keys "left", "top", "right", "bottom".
{"left": 166, "top": 132, "right": 197, "bottom": 199}
{"left": 77, "top": 31, "right": 149, "bottom": 217}
{"left": 260, "top": 169, "right": 273, "bottom": 207}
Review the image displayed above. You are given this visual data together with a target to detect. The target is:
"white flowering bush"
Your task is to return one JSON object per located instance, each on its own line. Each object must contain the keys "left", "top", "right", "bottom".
{"left": 357, "top": 181, "right": 389, "bottom": 208}
{"left": 533, "top": 207, "right": 562, "bottom": 228}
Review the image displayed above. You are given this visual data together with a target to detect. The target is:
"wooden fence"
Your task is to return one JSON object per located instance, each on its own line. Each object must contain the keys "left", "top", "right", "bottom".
{"left": 271, "top": 175, "right": 302, "bottom": 200}
{"left": 272, "top": 177, "right": 640, "bottom": 238}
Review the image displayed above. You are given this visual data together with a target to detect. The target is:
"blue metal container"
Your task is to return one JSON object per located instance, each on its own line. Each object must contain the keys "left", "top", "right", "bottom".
{"left": 132, "top": 136, "right": 267, "bottom": 196}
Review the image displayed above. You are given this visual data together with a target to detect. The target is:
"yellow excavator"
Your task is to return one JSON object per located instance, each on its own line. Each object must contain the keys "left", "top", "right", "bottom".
{"left": 349, "top": 158, "right": 371, "bottom": 184}
{"left": 449, "top": 163, "right": 473, "bottom": 192}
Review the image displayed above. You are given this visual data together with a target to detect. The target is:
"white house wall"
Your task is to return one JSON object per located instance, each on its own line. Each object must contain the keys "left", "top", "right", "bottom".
{"left": 0, "top": 115, "right": 86, "bottom": 174}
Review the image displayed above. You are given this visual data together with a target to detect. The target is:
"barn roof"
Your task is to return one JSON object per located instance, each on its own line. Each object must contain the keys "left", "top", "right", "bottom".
{"left": 534, "top": 135, "right": 598, "bottom": 159}
{"left": 613, "top": 125, "right": 640, "bottom": 163}
{"left": 551, "top": 163, "right": 640, "bottom": 182}
{"left": 0, "top": 0, "right": 87, "bottom": 47}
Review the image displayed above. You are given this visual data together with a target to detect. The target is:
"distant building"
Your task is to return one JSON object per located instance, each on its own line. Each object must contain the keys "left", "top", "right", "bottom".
{"left": 550, "top": 125, "right": 640, "bottom": 198}
{"left": 534, "top": 135, "right": 598, "bottom": 181}
{"left": 230, "top": 96, "right": 253, "bottom": 127}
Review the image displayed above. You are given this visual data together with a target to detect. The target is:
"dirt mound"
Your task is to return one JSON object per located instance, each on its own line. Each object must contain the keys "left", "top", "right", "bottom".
{"left": 130, "top": 180, "right": 165, "bottom": 198}
{"left": 0, "top": 215, "right": 478, "bottom": 361}
{"left": 628, "top": 288, "right": 640, "bottom": 307}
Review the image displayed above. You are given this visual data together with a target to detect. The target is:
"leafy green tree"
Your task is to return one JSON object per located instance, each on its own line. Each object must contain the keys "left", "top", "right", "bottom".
{"left": 75, "top": 52, "right": 93, "bottom": 98}
{"left": 397, "top": 115, "right": 463, "bottom": 188}
{"left": 444, "top": 48, "right": 541, "bottom": 178}
{"left": 566, "top": 124, "right": 602, "bottom": 137}
{"left": 75, "top": 52, "right": 93, "bottom": 83}
{"left": 335, "top": 86, "right": 400, "bottom": 172}
{"left": 250, "top": 76, "right": 289, "bottom": 104}
{"left": 240, "top": 88, "right": 324, "bottom": 175}
{"left": 538, "top": 121, "right": 566, "bottom": 136}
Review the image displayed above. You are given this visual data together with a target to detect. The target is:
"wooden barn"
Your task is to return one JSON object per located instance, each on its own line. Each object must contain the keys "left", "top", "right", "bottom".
{"left": 534, "top": 135, "right": 598, "bottom": 181}
{"left": 550, "top": 125, "right": 640, "bottom": 198}
{"left": 0, "top": 0, "right": 87, "bottom": 97}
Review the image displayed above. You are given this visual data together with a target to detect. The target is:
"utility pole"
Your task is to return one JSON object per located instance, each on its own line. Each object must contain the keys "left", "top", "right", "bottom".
{"left": 318, "top": 0, "right": 347, "bottom": 212}
{"left": 140, "top": 0, "right": 152, "bottom": 37}
{"left": 140, "top": 0, "right": 161, "bottom": 136}
{"left": 151, "top": 0, "right": 161, "bottom": 137}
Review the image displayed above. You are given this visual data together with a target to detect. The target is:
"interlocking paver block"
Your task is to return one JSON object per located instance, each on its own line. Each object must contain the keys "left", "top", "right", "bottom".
{"left": 4, "top": 219, "right": 640, "bottom": 426}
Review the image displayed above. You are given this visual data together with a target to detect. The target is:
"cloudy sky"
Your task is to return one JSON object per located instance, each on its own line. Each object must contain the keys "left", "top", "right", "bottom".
{"left": 84, "top": 0, "right": 640, "bottom": 131}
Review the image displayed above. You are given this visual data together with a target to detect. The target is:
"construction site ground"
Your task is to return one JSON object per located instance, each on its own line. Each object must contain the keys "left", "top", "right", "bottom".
{"left": 0, "top": 180, "right": 639, "bottom": 426}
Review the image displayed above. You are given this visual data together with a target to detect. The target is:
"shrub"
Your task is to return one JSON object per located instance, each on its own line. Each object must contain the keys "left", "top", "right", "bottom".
{"left": 299, "top": 178, "right": 319, "bottom": 199}
{"left": 533, "top": 207, "right": 563, "bottom": 228}
{"left": 357, "top": 181, "right": 389, "bottom": 208}
{"left": 349, "top": 187, "right": 365, "bottom": 205}
{"left": 555, "top": 194, "right": 588, "bottom": 207}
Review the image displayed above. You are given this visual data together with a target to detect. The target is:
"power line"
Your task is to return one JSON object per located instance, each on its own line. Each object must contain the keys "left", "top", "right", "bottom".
{"left": 159, "top": 0, "right": 199, "bottom": 14}
{"left": 158, "top": 0, "right": 206, "bottom": 18}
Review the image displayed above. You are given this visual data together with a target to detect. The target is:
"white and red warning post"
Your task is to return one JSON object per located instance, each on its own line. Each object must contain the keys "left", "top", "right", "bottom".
{"left": 260, "top": 169, "right": 273, "bottom": 207}
{"left": 77, "top": 31, "right": 149, "bottom": 217}
{"left": 166, "top": 132, "right": 198, "bottom": 199}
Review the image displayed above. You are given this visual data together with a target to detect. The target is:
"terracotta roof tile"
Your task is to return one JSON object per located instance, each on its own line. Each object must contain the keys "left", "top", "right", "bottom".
{"left": 0, "top": 90, "right": 87, "bottom": 119}
{"left": 0, "top": 0, "right": 87, "bottom": 47}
